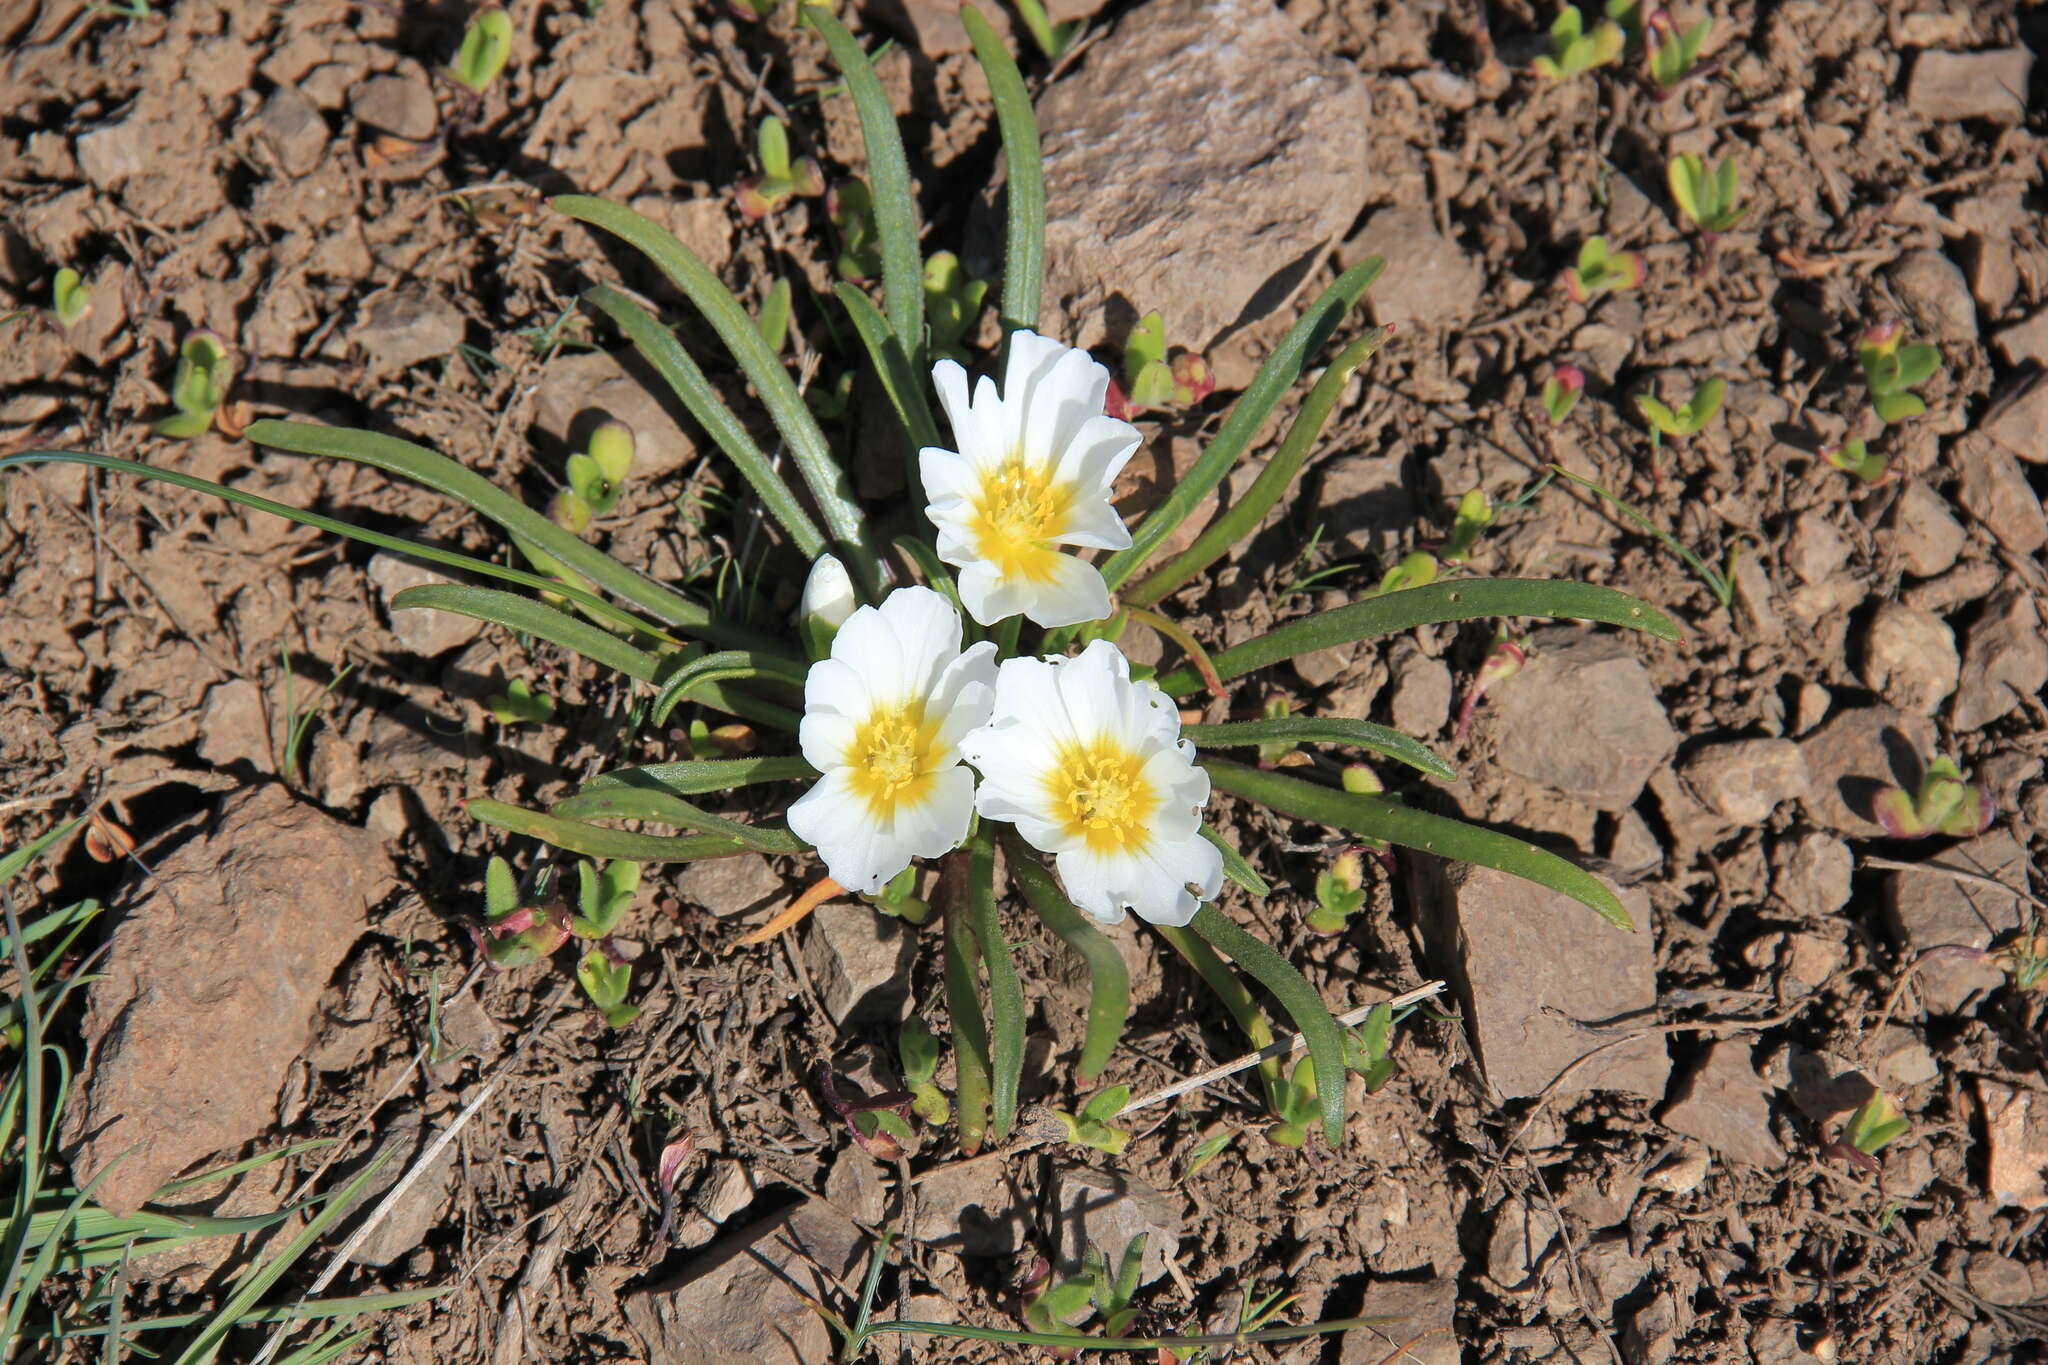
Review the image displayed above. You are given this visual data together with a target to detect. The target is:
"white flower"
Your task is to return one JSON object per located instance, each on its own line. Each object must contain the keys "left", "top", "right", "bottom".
{"left": 796, "top": 553, "right": 857, "bottom": 658}
{"left": 787, "top": 587, "right": 998, "bottom": 894}
{"left": 961, "top": 640, "right": 1222, "bottom": 926}
{"left": 920, "top": 330, "right": 1140, "bottom": 629}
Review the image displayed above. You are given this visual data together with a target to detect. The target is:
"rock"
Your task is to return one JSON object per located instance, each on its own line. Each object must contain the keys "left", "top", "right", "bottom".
{"left": 1486, "top": 1196, "right": 1553, "bottom": 1289}
{"left": 824, "top": 1148, "right": 889, "bottom": 1226}
{"left": 344, "top": 1116, "right": 458, "bottom": 1267}
{"left": 196, "top": 678, "right": 269, "bottom": 769}
{"left": 1606, "top": 808, "right": 1662, "bottom": 874}
{"left": 365, "top": 552, "right": 487, "bottom": 657}
{"left": 1784, "top": 510, "right": 1849, "bottom": 587}
{"left": 75, "top": 115, "right": 151, "bottom": 189}
{"left": 1965, "top": 1252, "right": 2034, "bottom": 1307}
{"left": 354, "top": 290, "right": 464, "bottom": 374}
{"left": 1794, "top": 705, "right": 1938, "bottom": 834}
{"left": 1791, "top": 679, "right": 1830, "bottom": 736}
{"left": 1980, "top": 371, "right": 2048, "bottom": 465}
{"left": 1772, "top": 831, "right": 1851, "bottom": 916}
{"left": 1859, "top": 602, "right": 1959, "bottom": 715}
{"left": 1743, "top": 930, "right": 1846, "bottom": 992}
{"left": 1052, "top": 1166, "right": 1182, "bottom": 1285}
{"left": 1887, "top": 480, "right": 1964, "bottom": 578}
{"left": 1624, "top": 1290, "right": 1681, "bottom": 1365}
{"left": 1884, "top": 830, "right": 2028, "bottom": 1013}
{"left": 1887, "top": 250, "right": 1976, "bottom": 342}
{"left": 1661, "top": 1041, "right": 1785, "bottom": 1168}
{"left": 1678, "top": 738, "right": 1809, "bottom": 825}
{"left": 530, "top": 349, "right": 702, "bottom": 479}
{"left": 1952, "top": 588, "right": 2048, "bottom": 731}
{"left": 1387, "top": 642, "right": 1452, "bottom": 737}
{"left": 1906, "top": 48, "right": 2032, "bottom": 124}
{"left": 802, "top": 905, "right": 914, "bottom": 1026}
{"left": 1873, "top": 1029, "right": 1939, "bottom": 1089}
{"left": 916, "top": 1157, "right": 1029, "bottom": 1257}
{"left": 1643, "top": 1145, "right": 1710, "bottom": 1196}
{"left": 1954, "top": 435, "right": 2047, "bottom": 555}
{"left": 1313, "top": 453, "right": 1412, "bottom": 558}
{"left": 257, "top": 85, "right": 329, "bottom": 178}
{"left": 1979, "top": 1080, "right": 2048, "bottom": 1211}
{"left": 1490, "top": 628, "right": 1677, "bottom": 812}
{"left": 1412, "top": 860, "right": 1667, "bottom": 1100}
{"left": 352, "top": 73, "right": 439, "bottom": 141}
{"left": 1730, "top": 549, "right": 1783, "bottom": 641}
{"left": 1991, "top": 310, "right": 2048, "bottom": 368}
{"left": 1360, "top": 207, "right": 1483, "bottom": 327}
{"left": 1337, "top": 1277, "right": 1458, "bottom": 1365}
{"left": 623, "top": 1199, "right": 865, "bottom": 1365}
{"left": 1034, "top": 0, "right": 1372, "bottom": 349}
{"left": 60, "top": 786, "right": 390, "bottom": 1215}
{"left": 676, "top": 853, "right": 784, "bottom": 918}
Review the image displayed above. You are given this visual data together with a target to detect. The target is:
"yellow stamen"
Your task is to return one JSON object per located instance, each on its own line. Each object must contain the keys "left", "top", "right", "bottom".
{"left": 1045, "top": 736, "right": 1159, "bottom": 855}
{"left": 846, "top": 702, "right": 940, "bottom": 816}
{"left": 968, "top": 456, "right": 1075, "bottom": 582}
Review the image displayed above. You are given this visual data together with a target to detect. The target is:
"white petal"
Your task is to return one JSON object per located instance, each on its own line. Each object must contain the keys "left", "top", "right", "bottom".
{"left": 878, "top": 586, "right": 966, "bottom": 698}
{"left": 1024, "top": 347, "right": 1113, "bottom": 469}
{"left": 799, "top": 709, "right": 859, "bottom": 773}
{"left": 928, "top": 641, "right": 1000, "bottom": 752}
{"left": 788, "top": 768, "right": 912, "bottom": 895}
{"left": 805, "top": 657, "right": 875, "bottom": 719}
{"left": 1053, "top": 414, "right": 1139, "bottom": 496}
{"left": 919, "top": 445, "right": 979, "bottom": 504}
{"left": 897, "top": 765, "right": 977, "bottom": 860}
{"left": 1056, "top": 496, "right": 1134, "bottom": 552}
{"left": 950, "top": 558, "right": 1007, "bottom": 627}
{"left": 932, "top": 360, "right": 974, "bottom": 444}
{"left": 1015, "top": 554, "right": 1114, "bottom": 628}
{"left": 1053, "top": 639, "right": 1133, "bottom": 735}
{"left": 1057, "top": 829, "right": 1222, "bottom": 927}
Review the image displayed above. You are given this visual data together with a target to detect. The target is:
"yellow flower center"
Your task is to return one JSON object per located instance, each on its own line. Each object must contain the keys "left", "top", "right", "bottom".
{"left": 968, "top": 456, "right": 1074, "bottom": 583}
{"left": 1045, "top": 737, "right": 1159, "bottom": 854}
{"left": 846, "top": 702, "right": 940, "bottom": 816}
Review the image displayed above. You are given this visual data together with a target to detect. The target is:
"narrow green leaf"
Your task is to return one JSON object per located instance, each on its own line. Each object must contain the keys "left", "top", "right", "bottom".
{"left": 389, "top": 584, "right": 663, "bottom": 683}
{"left": 1189, "top": 904, "right": 1345, "bottom": 1148}
{"left": 1004, "top": 832, "right": 1129, "bottom": 1083}
{"left": 1184, "top": 716, "right": 1456, "bottom": 780}
{"left": 833, "top": 282, "right": 940, "bottom": 451}
{"left": 1203, "top": 758, "right": 1634, "bottom": 930}
{"left": 965, "top": 827, "right": 1023, "bottom": 1142}
{"left": 1151, "top": 923, "right": 1283, "bottom": 1109}
{"left": 579, "top": 755, "right": 817, "bottom": 796}
{"left": 549, "top": 787, "right": 803, "bottom": 854}
{"left": 1200, "top": 826, "right": 1270, "bottom": 897}
{"left": 467, "top": 798, "right": 752, "bottom": 862}
{"left": 650, "top": 649, "right": 808, "bottom": 727}
{"left": 944, "top": 882, "right": 993, "bottom": 1153}
{"left": 961, "top": 4, "right": 1044, "bottom": 334}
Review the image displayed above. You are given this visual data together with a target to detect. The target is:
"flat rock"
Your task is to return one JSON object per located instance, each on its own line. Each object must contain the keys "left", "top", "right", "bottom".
{"left": 530, "top": 348, "right": 702, "bottom": 479}
{"left": 1412, "top": 860, "right": 1667, "bottom": 1101}
{"left": 1361, "top": 207, "right": 1483, "bottom": 327}
{"left": 1489, "top": 628, "right": 1677, "bottom": 812}
{"left": 75, "top": 115, "right": 153, "bottom": 189}
{"left": 1907, "top": 48, "right": 2032, "bottom": 124}
{"left": 1034, "top": 0, "right": 1372, "bottom": 349}
{"left": 1887, "top": 479, "right": 1964, "bottom": 578}
{"left": 1794, "top": 705, "right": 1938, "bottom": 834}
{"left": 1952, "top": 588, "right": 2048, "bottom": 732}
{"left": 623, "top": 1199, "right": 865, "bottom": 1365}
{"left": 1052, "top": 1166, "right": 1182, "bottom": 1285}
{"left": 1784, "top": 510, "right": 1849, "bottom": 587}
{"left": 915, "top": 1156, "right": 1029, "bottom": 1257}
{"left": 1338, "top": 1277, "right": 1458, "bottom": 1365}
{"left": 676, "top": 853, "right": 784, "bottom": 918}
{"left": 343, "top": 1115, "right": 458, "bottom": 1267}
{"left": 802, "top": 905, "right": 914, "bottom": 1026}
{"left": 1772, "top": 831, "right": 1851, "bottom": 916}
{"left": 354, "top": 290, "right": 464, "bottom": 374}
{"left": 196, "top": 678, "right": 269, "bottom": 769}
{"left": 1859, "top": 602, "right": 1958, "bottom": 715}
{"left": 1991, "top": 310, "right": 2048, "bottom": 368}
{"left": 823, "top": 1148, "right": 889, "bottom": 1226}
{"left": 1486, "top": 1195, "right": 1554, "bottom": 1289}
{"left": 366, "top": 552, "right": 487, "bottom": 657}
{"left": 351, "top": 72, "right": 439, "bottom": 141}
{"left": 1313, "top": 452, "right": 1412, "bottom": 558}
{"left": 1387, "top": 642, "right": 1452, "bottom": 737}
{"left": 1978, "top": 1080, "right": 2048, "bottom": 1211}
{"left": 1661, "top": 1041, "right": 1784, "bottom": 1167}
{"left": 60, "top": 786, "right": 390, "bottom": 1215}
{"left": 1954, "top": 435, "right": 2047, "bottom": 555}
{"left": 1980, "top": 371, "right": 2048, "bottom": 464}
{"left": 257, "top": 85, "right": 330, "bottom": 178}
{"left": 1886, "top": 250, "right": 1976, "bottom": 342}
{"left": 1884, "top": 830, "right": 2028, "bottom": 1013}
{"left": 1678, "top": 737, "right": 1809, "bottom": 826}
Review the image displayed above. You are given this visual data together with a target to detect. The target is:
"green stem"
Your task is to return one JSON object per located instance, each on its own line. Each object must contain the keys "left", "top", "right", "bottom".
{"left": 965, "top": 827, "right": 1023, "bottom": 1141}
{"left": 961, "top": 5, "right": 1045, "bottom": 334}
{"left": 1189, "top": 904, "right": 1346, "bottom": 1148}
{"left": 943, "top": 872, "right": 993, "bottom": 1154}
{"left": 1003, "top": 831, "right": 1129, "bottom": 1084}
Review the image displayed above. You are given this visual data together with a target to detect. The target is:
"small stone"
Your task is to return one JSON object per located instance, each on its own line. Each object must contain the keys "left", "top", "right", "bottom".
{"left": 75, "top": 116, "right": 151, "bottom": 189}
{"left": 1572, "top": 321, "right": 1635, "bottom": 385}
{"left": 1979, "top": 1080, "right": 2048, "bottom": 1212}
{"left": 1887, "top": 250, "right": 1977, "bottom": 343}
{"left": 1907, "top": 48, "right": 2032, "bottom": 124}
{"left": 1052, "top": 1166, "right": 1182, "bottom": 1285}
{"left": 1605, "top": 807, "right": 1662, "bottom": 874}
{"left": 1732, "top": 551, "right": 1783, "bottom": 641}
{"left": 1624, "top": 1290, "right": 1681, "bottom": 1365}
{"left": 1859, "top": 602, "right": 1959, "bottom": 715}
{"left": 916, "top": 1157, "right": 1029, "bottom": 1257}
{"left": 1873, "top": 1029, "right": 1939, "bottom": 1089}
{"left": 530, "top": 349, "right": 701, "bottom": 479}
{"left": 802, "top": 905, "right": 914, "bottom": 1027}
{"left": 1678, "top": 738, "right": 1810, "bottom": 825}
{"left": 354, "top": 290, "right": 464, "bottom": 374}
{"left": 1410, "top": 68, "right": 1477, "bottom": 110}
{"left": 1412, "top": 861, "right": 1667, "bottom": 1100}
{"left": 676, "top": 853, "right": 783, "bottom": 918}
{"left": 1337, "top": 1278, "right": 1458, "bottom": 1365}
{"left": 257, "top": 85, "right": 329, "bottom": 178}
{"left": 1952, "top": 588, "right": 2048, "bottom": 731}
{"left": 1744, "top": 931, "right": 1845, "bottom": 992}
{"left": 1991, "top": 310, "right": 2048, "bottom": 368}
{"left": 366, "top": 788, "right": 411, "bottom": 841}
{"left": 1387, "top": 642, "right": 1452, "bottom": 736}
{"left": 365, "top": 553, "right": 486, "bottom": 657}
{"left": 345, "top": 1116, "right": 457, "bottom": 1267}
{"left": 1884, "top": 830, "right": 2028, "bottom": 1013}
{"left": 352, "top": 73, "right": 439, "bottom": 141}
{"left": 1784, "top": 511, "right": 1850, "bottom": 587}
{"left": 1575, "top": 1234, "right": 1651, "bottom": 1314}
{"left": 623, "top": 1199, "right": 865, "bottom": 1365}
{"left": 1489, "top": 628, "right": 1677, "bottom": 813}
{"left": 1955, "top": 436, "right": 2047, "bottom": 555}
{"left": 1313, "top": 453, "right": 1412, "bottom": 558}
{"left": 1643, "top": 1146, "right": 1710, "bottom": 1196}
{"left": 1965, "top": 1252, "right": 2035, "bottom": 1307}
{"left": 1791, "top": 680, "right": 1831, "bottom": 736}
{"left": 1773, "top": 831, "right": 1851, "bottom": 916}
{"left": 1980, "top": 371, "right": 2048, "bottom": 464}
{"left": 1887, "top": 480, "right": 1965, "bottom": 578}
{"left": 196, "top": 678, "right": 269, "bottom": 769}
{"left": 1486, "top": 1196, "right": 1553, "bottom": 1289}
{"left": 824, "top": 1149, "right": 889, "bottom": 1226}
{"left": 1362, "top": 207, "right": 1484, "bottom": 327}
{"left": 1661, "top": 1041, "right": 1785, "bottom": 1168}
{"left": 1794, "top": 705, "right": 1939, "bottom": 834}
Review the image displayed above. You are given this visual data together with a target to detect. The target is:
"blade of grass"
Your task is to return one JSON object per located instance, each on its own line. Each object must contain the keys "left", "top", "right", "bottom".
{"left": 833, "top": 282, "right": 940, "bottom": 451}
{"left": 1188, "top": 904, "right": 1346, "bottom": 1147}
{"left": 1546, "top": 464, "right": 1730, "bottom": 606}
{"left": 651, "top": 649, "right": 809, "bottom": 727}
{"left": 548, "top": 787, "right": 804, "bottom": 854}
{"left": 1184, "top": 717, "right": 1455, "bottom": 781}
{"left": 1002, "top": 832, "right": 1129, "bottom": 1084}
{"left": 467, "top": 798, "right": 754, "bottom": 862}
{"left": 961, "top": 4, "right": 1044, "bottom": 334}
{"left": 389, "top": 584, "right": 663, "bottom": 683}
{"left": 963, "top": 827, "right": 1023, "bottom": 1142}
{"left": 944, "top": 873, "right": 993, "bottom": 1154}
{"left": 1200, "top": 826, "right": 1269, "bottom": 897}
{"left": 1151, "top": 923, "right": 1283, "bottom": 1111}
{"left": 578, "top": 756, "right": 817, "bottom": 796}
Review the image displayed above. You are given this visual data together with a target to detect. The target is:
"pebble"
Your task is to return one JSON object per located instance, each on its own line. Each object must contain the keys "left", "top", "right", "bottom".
{"left": 196, "top": 678, "right": 269, "bottom": 769}
{"left": 1906, "top": 48, "right": 2032, "bottom": 124}
{"left": 351, "top": 72, "right": 439, "bottom": 141}
{"left": 1660, "top": 1040, "right": 1785, "bottom": 1168}
{"left": 1784, "top": 510, "right": 1850, "bottom": 587}
{"left": 1952, "top": 588, "right": 2048, "bottom": 731}
{"left": 1489, "top": 628, "right": 1677, "bottom": 812}
{"left": 1362, "top": 207, "right": 1485, "bottom": 327}
{"left": 915, "top": 1157, "right": 1030, "bottom": 1257}
{"left": 1886, "top": 480, "right": 1965, "bottom": 578}
{"left": 366, "top": 552, "right": 487, "bottom": 657}
{"left": 1965, "top": 1252, "right": 2035, "bottom": 1307}
{"left": 1771, "top": 831, "right": 1850, "bottom": 916}
{"left": 257, "top": 85, "right": 330, "bottom": 178}
{"left": 676, "top": 853, "right": 784, "bottom": 918}
{"left": 1858, "top": 602, "right": 1959, "bottom": 715}
{"left": 1883, "top": 830, "right": 2028, "bottom": 1013}
{"left": 1977, "top": 1079, "right": 2048, "bottom": 1211}
{"left": 1338, "top": 1278, "right": 1458, "bottom": 1364}
{"left": 354, "top": 289, "right": 465, "bottom": 374}
{"left": 1954, "top": 435, "right": 2047, "bottom": 555}
{"left": 531, "top": 349, "right": 701, "bottom": 479}
{"left": 1387, "top": 641, "right": 1452, "bottom": 736}
{"left": 1794, "top": 705, "right": 1938, "bottom": 834}
{"left": 1678, "top": 737, "right": 1810, "bottom": 826}
{"left": 1990, "top": 310, "right": 2048, "bottom": 368}
{"left": 1486, "top": 1196, "right": 1552, "bottom": 1289}
{"left": 1052, "top": 1166, "right": 1182, "bottom": 1285}
{"left": 1980, "top": 370, "right": 2048, "bottom": 463}
{"left": 802, "top": 905, "right": 914, "bottom": 1027}
{"left": 1313, "top": 453, "right": 1412, "bottom": 558}
{"left": 1886, "top": 249, "right": 1976, "bottom": 343}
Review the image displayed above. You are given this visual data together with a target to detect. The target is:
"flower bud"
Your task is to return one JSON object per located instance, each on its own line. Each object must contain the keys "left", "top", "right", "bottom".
{"left": 798, "top": 553, "right": 858, "bottom": 658}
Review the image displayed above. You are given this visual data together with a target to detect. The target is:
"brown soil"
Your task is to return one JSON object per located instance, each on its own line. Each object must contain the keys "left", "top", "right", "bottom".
{"left": 4, "top": 0, "right": 2047, "bottom": 1361}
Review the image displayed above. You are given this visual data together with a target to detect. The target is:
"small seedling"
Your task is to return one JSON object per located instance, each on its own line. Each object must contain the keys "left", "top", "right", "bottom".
{"left": 1643, "top": 9, "right": 1713, "bottom": 95}
{"left": 1178, "top": 1127, "right": 1237, "bottom": 1183}
{"left": 735, "top": 116, "right": 824, "bottom": 219}
{"left": 50, "top": 268, "right": 92, "bottom": 329}
{"left": 1872, "top": 755, "right": 1994, "bottom": 839}
{"left": 1858, "top": 322, "right": 1942, "bottom": 425}
{"left": 1667, "top": 153, "right": 1748, "bottom": 268}
{"left": 576, "top": 945, "right": 640, "bottom": 1027}
{"left": 681, "top": 716, "right": 757, "bottom": 760}
{"left": 1994, "top": 930, "right": 2048, "bottom": 993}
{"left": 1439, "top": 487, "right": 1495, "bottom": 564}
{"left": 448, "top": 8, "right": 514, "bottom": 96}
{"left": 923, "top": 252, "right": 987, "bottom": 366}
{"left": 1562, "top": 236, "right": 1644, "bottom": 303}
{"left": 870, "top": 864, "right": 931, "bottom": 924}
{"left": 1532, "top": 5, "right": 1625, "bottom": 80}
{"left": 1023, "top": 1235, "right": 1149, "bottom": 1337}
{"left": 486, "top": 677, "right": 555, "bottom": 726}
{"left": 1265, "top": 1055, "right": 1325, "bottom": 1148}
{"left": 1541, "top": 364, "right": 1586, "bottom": 423}
{"left": 477, "top": 855, "right": 572, "bottom": 967}
{"left": 154, "top": 332, "right": 235, "bottom": 438}
{"left": 1308, "top": 850, "right": 1367, "bottom": 935}
{"left": 757, "top": 278, "right": 793, "bottom": 354}
{"left": 1822, "top": 437, "right": 1889, "bottom": 486}
{"left": 1049, "top": 1084, "right": 1133, "bottom": 1155}
{"left": 1828, "top": 1090, "right": 1908, "bottom": 1175}
{"left": 1256, "top": 694, "right": 1302, "bottom": 766}
{"left": 828, "top": 179, "right": 883, "bottom": 281}
{"left": 818, "top": 1065, "right": 917, "bottom": 1161}
{"left": 570, "top": 857, "right": 639, "bottom": 938}
{"left": 1454, "top": 634, "right": 1527, "bottom": 738}
{"left": 898, "top": 1018, "right": 950, "bottom": 1124}
{"left": 1374, "top": 550, "right": 1439, "bottom": 596}
{"left": 1635, "top": 375, "right": 1724, "bottom": 448}
{"left": 1349, "top": 1001, "right": 1397, "bottom": 1094}
{"left": 1107, "top": 312, "right": 1214, "bottom": 419}
{"left": 551, "top": 419, "right": 635, "bottom": 530}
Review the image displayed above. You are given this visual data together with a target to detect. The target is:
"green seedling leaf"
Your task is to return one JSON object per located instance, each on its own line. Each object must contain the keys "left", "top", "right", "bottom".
{"left": 484, "top": 855, "right": 520, "bottom": 922}
{"left": 898, "top": 1017, "right": 951, "bottom": 1123}
{"left": 1533, "top": 5, "right": 1625, "bottom": 79}
{"left": 154, "top": 331, "right": 234, "bottom": 438}
{"left": 1634, "top": 375, "right": 1723, "bottom": 438}
{"left": 1563, "top": 236, "right": 1644, "bottom": 302}
{"left": 1823, "top": 437, "right": 1888, "bottom": 485}
{"left": 51, "top": 267, "right": 91, "bottom": 328}
{"left": 549, "top": 487, "right": 592, "bottom": 532}
{"left": 736, "top": 118, "right": 825, "bottom": 218}
{"left": 1308, "top": 850, "right": 1368, "bottom": 935}
{"left": 1441, "top": 486, "right": 1494, "bottom": 563}
{"left": 828, "top": 178, "right": 884, "bottom": 282}
{"left": 576, "top": 948, "right": 640, "bottom": 1027}
{"left": 571, "top": 857, "right": 639, "bottom": 937}
{"left": 566, "top": 419, "right": 635, "bottom": 516}
{"left": 1541, "top": 363, "right": 1586, "bottom": 423}
{"left": 1375, "top": 550, "right": 1438, "bottom": 595}
{"left": 486, "top": 676, "right": 555, "bottom": 726}
{"left": 757, "top": 278, "right": 793, "bottom": 355}
{"left": 1646, "top": 10, "right": 1712, "bottom": 91}
{"left": 1843, "top": 1091, "right": 1908, "bottom": 1157}
{"left": 1008, "top": 0, "right": 1080, "bottom": 59}
{"left": 1051, "top": 1084, "right": 1133, "bottom": 1155}
{"left": 449, "top": 8, "right": 514, "bottom": 95}
{"left": 1666, "top": 153, "right": 1748, "bottom": 234}
{"left": 1180, "top": 1127, "right": 1236, "bottom": 1182}
{"left": 1872, "top": 754, "right": 1995, "bottom": 839}
{"left": 961, "top": 3, "right": 1044, "bottom": 333}
{"left": 871, "top": 864, "right": 932, "bottom": 924}
{"left": 923, "top": 250, "right": 987, "bottom": 364}
{"left": 1859, "top": 324, "right": 1943, "bottom": 425}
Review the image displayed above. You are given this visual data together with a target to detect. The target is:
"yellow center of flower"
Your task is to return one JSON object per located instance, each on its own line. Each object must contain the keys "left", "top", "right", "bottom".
{"left": 1045, "top": 737, "right": 1158, "bottom": 854}
{"left": 968, "top": 456, "right": 1074, "bottom": 583}
{"left": 847, "top": 702, "right": 940, "bottom": 816}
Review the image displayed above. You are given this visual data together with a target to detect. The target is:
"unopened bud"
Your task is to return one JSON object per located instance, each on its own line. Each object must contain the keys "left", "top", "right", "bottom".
{"left": 799, "top": 554, "right": 858, "bottom": 659}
